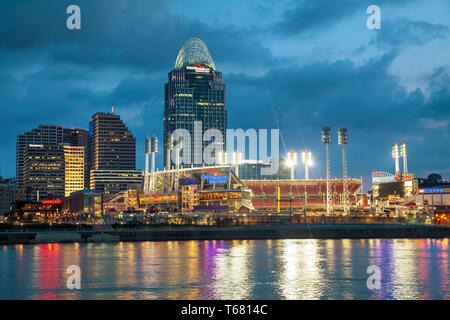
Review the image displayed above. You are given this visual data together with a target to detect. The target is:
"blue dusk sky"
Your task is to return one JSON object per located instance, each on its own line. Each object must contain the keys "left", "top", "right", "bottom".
{"left": 0, "top": 0, "right": 449, "bottom": 187}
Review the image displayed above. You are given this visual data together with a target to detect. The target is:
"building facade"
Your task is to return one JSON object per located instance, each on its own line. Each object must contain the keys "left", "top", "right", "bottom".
{"left": 23, "top": 144, "right": 65, "bottom": 200}
{"left": 88, "top": 112, "right": 139, "bottom": 194}
{"left": 63, "top": 189, "right": 102, "bottom": 217}
{"left": 16, "top": 125, "right": 64, "bottom": 188}
{"left": 164, "top": 38, "right": 227, "bottom": 169}
{"left": 89, "top": 170, "right": 142, "bottom": 195}
{"left": 63, "top": 145, "right": 85, "bottom": 196}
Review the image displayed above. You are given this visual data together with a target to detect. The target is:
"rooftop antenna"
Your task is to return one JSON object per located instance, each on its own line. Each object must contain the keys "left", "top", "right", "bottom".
{"left": 112, "top": 103, "right": 115, "bottom": 113}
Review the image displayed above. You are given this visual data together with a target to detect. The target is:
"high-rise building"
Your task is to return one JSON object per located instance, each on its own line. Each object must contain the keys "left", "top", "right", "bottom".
{"left": 63, "top": 128, "right": 89, "bottom": 189}
{"left": 164, "top": 38, "right": 227, "bottom": 169}
{"left": 63, "top": 128, "right": 89, "bottom": 148}
{"left": 88, "top": 112, "right": 136, "bottom": 171}
{"left": 23, "top": 144, "right": 65, "bottom": 200}
{"left": 16, "top": 125, "right": 64, "bottom": 188}
{"left": 88, "top": 111, "right": 140, "bottom": 194}
{"left": 63, "top": 146, "right": 85, "bottom": 197}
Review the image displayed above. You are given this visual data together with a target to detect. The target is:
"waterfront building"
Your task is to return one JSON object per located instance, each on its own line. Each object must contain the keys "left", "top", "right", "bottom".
{"left": 23, "top": 144, "right": 65, "bottom": 200}
{"left": 63, "top": 145, "right": 85, "bottom": 197}
{"left": 106, "top": 165, "right": 252, "bottom": 214}
{"left": 63, "top": 189, "right": 102, "bottom": 217}
{"left": 87, "top": 111, "right": 137, "bottom": 194}
{"left": 164, "top": 38, "right": 227, "bottom": 169}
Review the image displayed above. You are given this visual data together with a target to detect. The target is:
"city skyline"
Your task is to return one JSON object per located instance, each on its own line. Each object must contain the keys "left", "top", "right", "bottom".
{"left": 0, "top": 0, "right": 449, "bottom": 187}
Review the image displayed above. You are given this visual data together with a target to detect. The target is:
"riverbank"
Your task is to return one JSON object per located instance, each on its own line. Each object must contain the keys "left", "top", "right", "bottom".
{"left": 0, "top": 223, "right": 449, "bottom": 244}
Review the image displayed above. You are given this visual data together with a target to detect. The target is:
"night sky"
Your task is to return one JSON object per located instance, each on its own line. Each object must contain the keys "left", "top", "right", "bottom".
{"left": 0, "top": 0, "right": 449, "bottom": 189}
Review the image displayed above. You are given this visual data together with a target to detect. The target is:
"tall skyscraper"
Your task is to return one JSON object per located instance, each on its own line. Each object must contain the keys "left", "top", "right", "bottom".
{"left": 16, "top": 125, "right": 64, "bottom": 188}
{"left": 87, "top": 111, "right": 140, "bottom": 194}
{"left": 164, "top": 38, "right": 227, "bottom": 169}
{"left": 88, "top": 112, "right": 136, "bottom": 171}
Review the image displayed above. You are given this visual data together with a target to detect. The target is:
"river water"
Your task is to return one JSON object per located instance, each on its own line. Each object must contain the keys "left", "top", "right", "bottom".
{"left": 0, "top": 239, "right": 448, "bottom": 299}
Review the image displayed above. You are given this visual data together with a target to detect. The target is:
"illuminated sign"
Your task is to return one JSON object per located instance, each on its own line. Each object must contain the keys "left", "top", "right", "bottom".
{"left": 371, "top": 171, "right": 395, "bottom": 183}
{"left": 42, "top": 199, "right": 62, "bottom": 204}
{"left": 186, "top": 64, "right": 210, "bottom": 73}
{"left": 418, "top": 189, "right": 444, "bottom": 194}
{"left": 201, "top": 174, "right": 228, "bottom": 184}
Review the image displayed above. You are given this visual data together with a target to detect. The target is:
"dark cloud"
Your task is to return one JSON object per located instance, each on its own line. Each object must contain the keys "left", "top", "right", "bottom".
{"left": 226, "top": 52, "right": 450, "bottom": 178}
{"left": 274, "top": 0, "right": 409, "bottom": 35}
{"left": 0, "top": 0, "right": 275, "bottom": 72}
{"left": 374, "top": 19, "right": 449, "bottom": 47}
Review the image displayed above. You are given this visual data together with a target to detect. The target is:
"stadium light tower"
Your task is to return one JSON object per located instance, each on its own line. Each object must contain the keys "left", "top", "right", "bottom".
{"left": 392, "top": 143, "right": 400, "bottom": 174}
{"left": 338, "top": 128, "right": 349, "bottom": 216}
{"left": 150, "top": 136, "right": 158, "bottom": 191}
{"left": 301, "top": 150, "right": 312, "bottom": 179}
{"left": 401, "top": 141, "right": 408, "bottom": 174}
{"left": 286, "top": 151, "right": 298, "bottom": 180}
{"left": 144, "top": 135, "right": 150, "bottom": 192}
{"left": 322, "top": 127, "right": 333, "bottom": 215}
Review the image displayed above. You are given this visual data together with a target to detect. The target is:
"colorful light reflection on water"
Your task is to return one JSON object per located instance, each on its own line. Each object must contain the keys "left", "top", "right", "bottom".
{"left": 0, "top": 239, "right": 448, "bottom": 300}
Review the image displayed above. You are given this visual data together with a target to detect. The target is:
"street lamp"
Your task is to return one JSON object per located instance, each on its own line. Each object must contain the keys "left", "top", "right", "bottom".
{"left": 286, "top": 151, "right": 297, "bottom": 180}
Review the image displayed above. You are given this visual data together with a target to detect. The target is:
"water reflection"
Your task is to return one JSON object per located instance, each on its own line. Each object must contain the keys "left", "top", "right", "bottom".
{"left": 277, "top": 240, "right": 325, "bottom": 299}
{"left": 0, "top": 239, "right": 448, "bottom": 300}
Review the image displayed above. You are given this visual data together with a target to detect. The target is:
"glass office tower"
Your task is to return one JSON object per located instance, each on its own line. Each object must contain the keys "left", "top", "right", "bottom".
{"left": 164, "top": 38, "right": 227, "bottom": 169}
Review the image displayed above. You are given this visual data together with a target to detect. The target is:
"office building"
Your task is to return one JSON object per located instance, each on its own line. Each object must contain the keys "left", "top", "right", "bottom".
{"left": 63, "top": 145, "right": 85, "bottom": 197}
{"left": 164, "top": 38, "right": 227, "bottom": 168}
{"left": 89, "top": 170, "right": 142, "bottom": 195}
{"left": 23, "top": 144, "right": 65, "bottom": 200}
{"left": 88, "top": 111, "right": 139, "bottom": 194}
{"left": 16, "top": 125, "right": 64, "bottom": 188}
